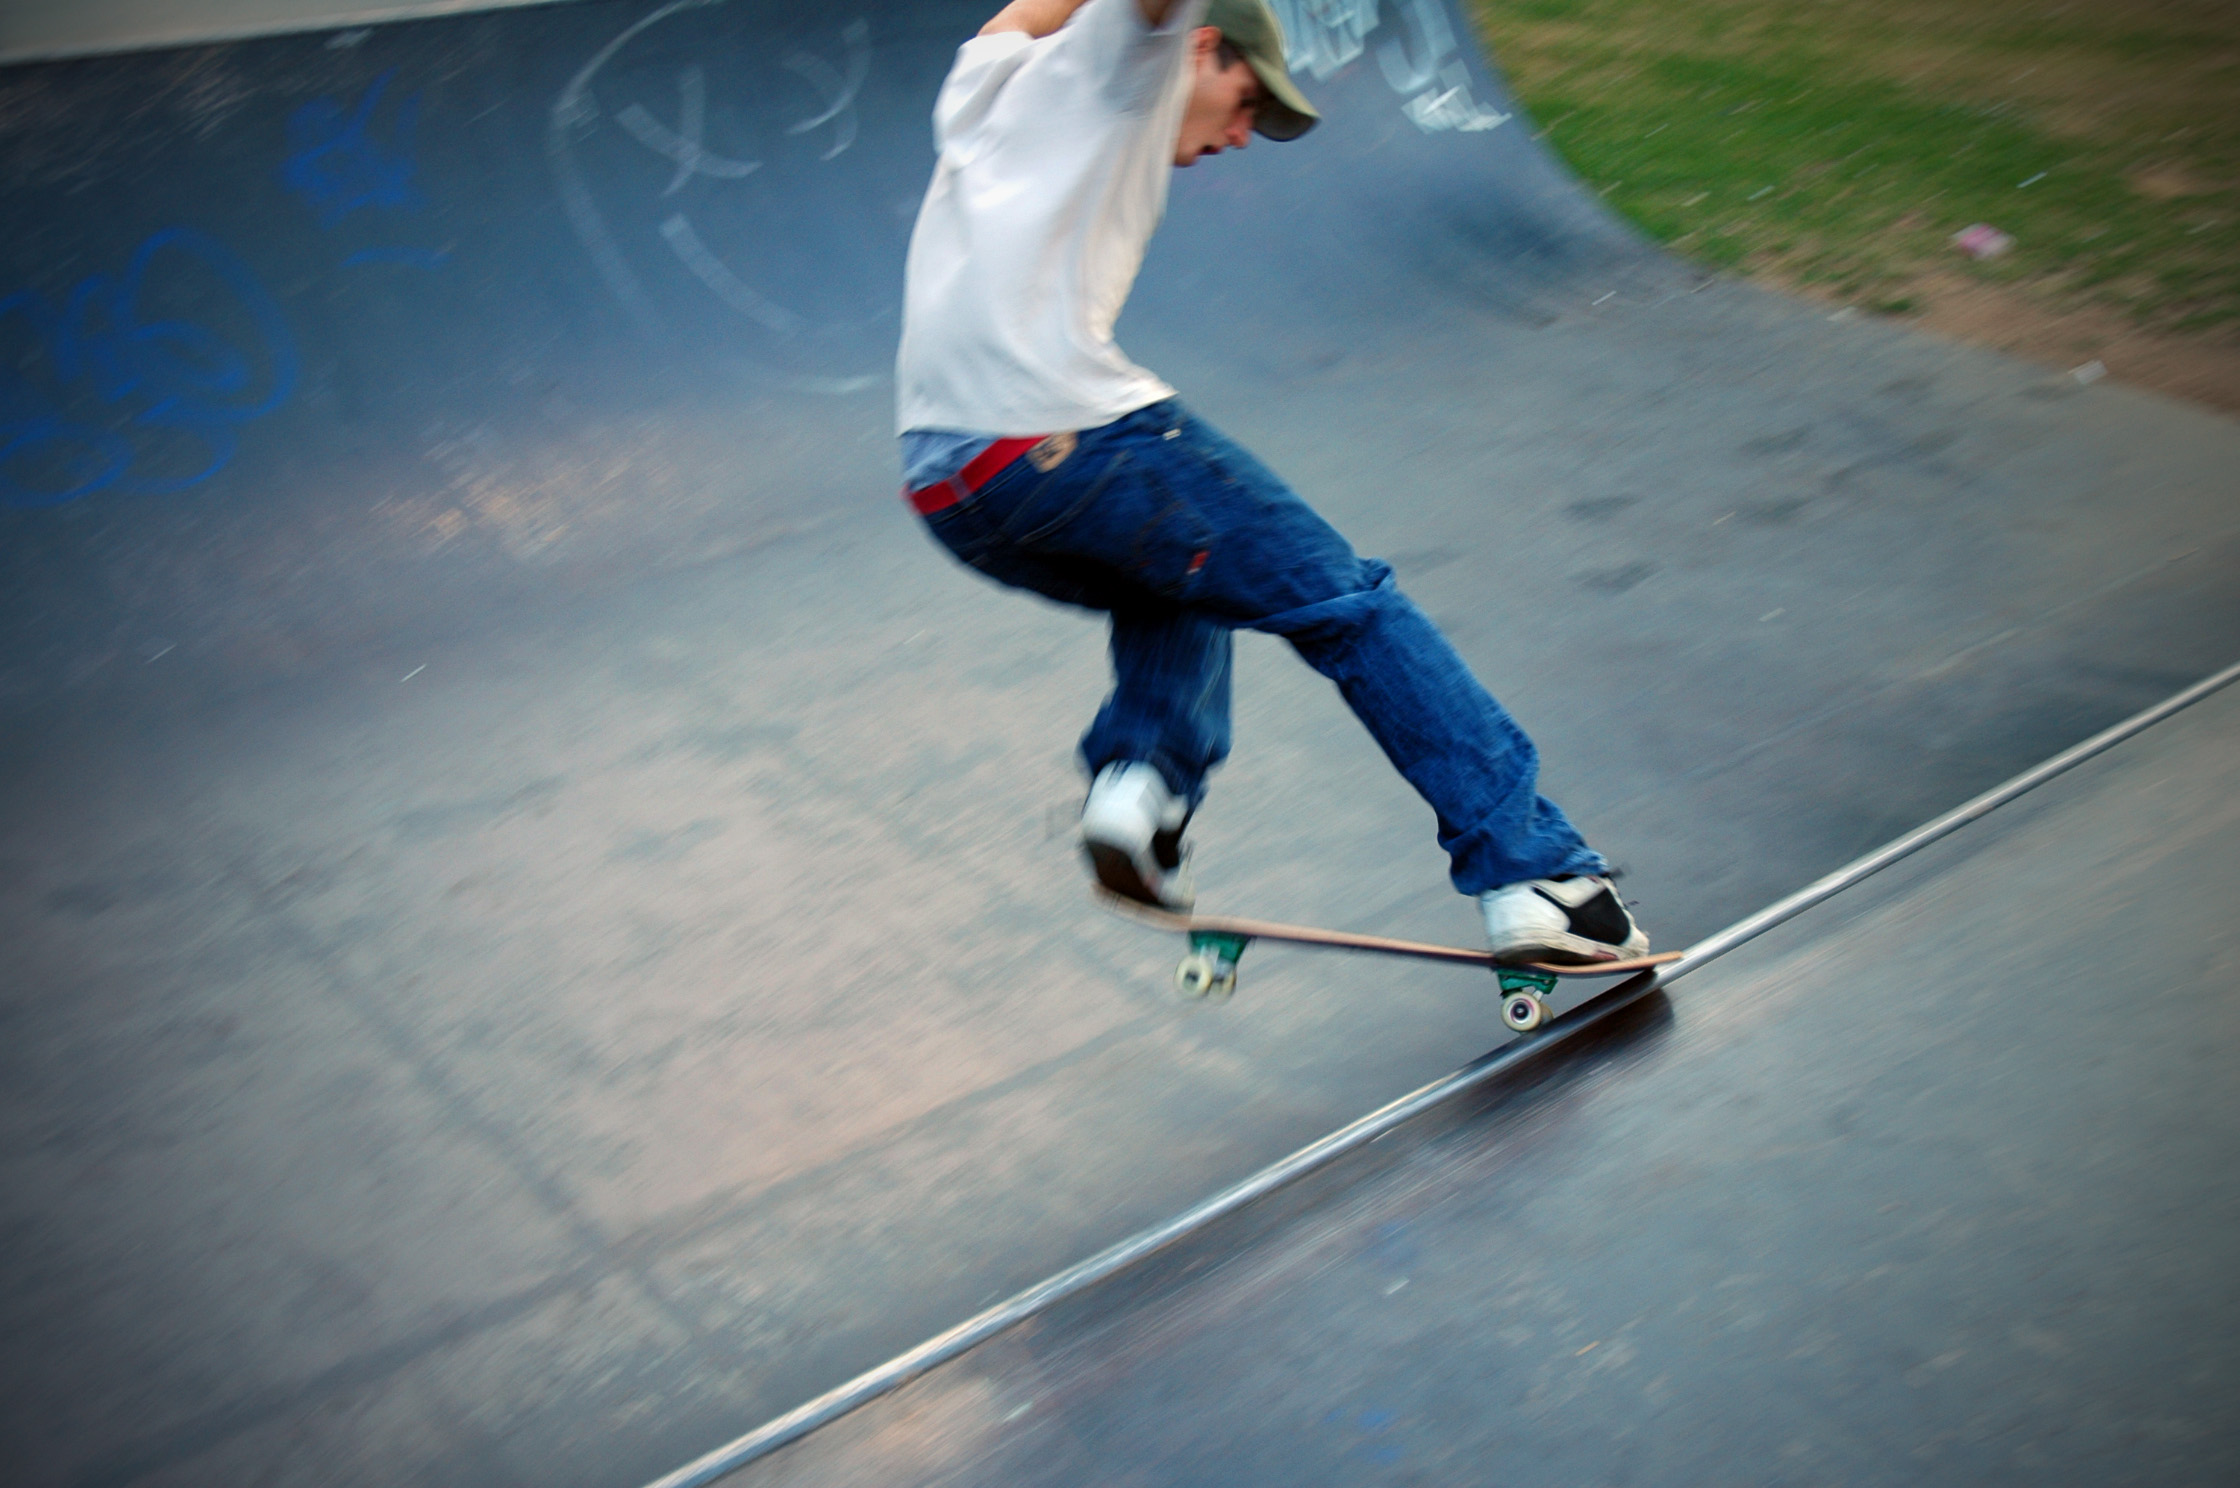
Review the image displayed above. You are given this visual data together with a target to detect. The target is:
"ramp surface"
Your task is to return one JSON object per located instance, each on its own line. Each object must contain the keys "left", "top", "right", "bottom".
{"left": 735, "top": 662, "right": 2240, "bottom": 1488}
{"left": 1, "top": 4, "right": 2235, "bottom": 1486}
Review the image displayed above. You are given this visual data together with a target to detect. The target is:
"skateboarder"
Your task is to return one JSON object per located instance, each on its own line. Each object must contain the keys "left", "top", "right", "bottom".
{"left": 897, "top": 0, "right": 1647, "bottom": 965}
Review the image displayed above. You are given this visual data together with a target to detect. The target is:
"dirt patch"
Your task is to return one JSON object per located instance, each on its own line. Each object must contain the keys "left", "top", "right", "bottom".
{"left": 1774, "top": 266, "right": 2240, "bottom": 416}
{"left": 1473, "top": 0, "right": 2240, "bottom": 420}
{"left": 2127, "top": 163, "right": 2227, "bottom": 203}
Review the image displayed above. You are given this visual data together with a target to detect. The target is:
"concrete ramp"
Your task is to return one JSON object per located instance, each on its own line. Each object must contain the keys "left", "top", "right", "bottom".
{"left": 1, "top": 5, "right": 2235, "bottom": 1487}
{"left": 0, "top": 0, "right": 1646, "bottom": 706}
{"left": 731, "top": 661, "right": 2240, "bottom": 1488}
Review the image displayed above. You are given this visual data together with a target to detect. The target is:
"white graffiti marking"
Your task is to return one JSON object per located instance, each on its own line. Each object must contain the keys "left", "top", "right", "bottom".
{"left": 1270, "top": 0, "right": 1380, "bottom": 81}
{"left": 1377, "top": 0, "right": 1510, "bottom": 134}
{"left": 783, "top": 19, "right": 869, "bottom": 161}
{"left": 659, "top": 213, "right": 800, "bottom": 333}
{"left": 1373, "top": 0, "right": 1444, "bottom": 93}
{"left": 1268, "top": 0, "right": 1509, "bottom": 135}
{"left": 548, "top": 2, "right": 876, "bottom": 387}
{"left": 550, "top": 0, "right": 718, "bottom": 335}
{"left": 617, "top": 65, "right": 761, "bottom": 196}
{"left": 1403, "top": 60, "right": 1511, "bottom": 132}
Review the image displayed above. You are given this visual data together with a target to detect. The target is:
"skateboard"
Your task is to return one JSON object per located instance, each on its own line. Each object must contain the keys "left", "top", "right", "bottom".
{"left": 1096, "top": 891, "right": 1681, "bottom": 1033}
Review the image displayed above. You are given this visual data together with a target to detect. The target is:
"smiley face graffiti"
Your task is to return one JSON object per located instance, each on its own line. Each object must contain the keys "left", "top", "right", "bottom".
{"left": 549, "top": 3, "right": 894, "bottom": 393}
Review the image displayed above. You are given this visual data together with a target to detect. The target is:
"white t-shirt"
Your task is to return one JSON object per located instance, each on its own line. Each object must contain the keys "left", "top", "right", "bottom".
{"left": 895, "top": 0, "right": 1207, "bottom": 437}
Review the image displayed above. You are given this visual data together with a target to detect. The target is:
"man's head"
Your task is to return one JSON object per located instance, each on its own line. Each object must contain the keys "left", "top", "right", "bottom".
{"left": 1173, "top": 0, "right": 1318, "bottom": 167}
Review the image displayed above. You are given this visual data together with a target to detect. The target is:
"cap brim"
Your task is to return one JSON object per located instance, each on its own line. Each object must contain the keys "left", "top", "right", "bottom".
{"left": 1248, "top": 60, "right": 1319, "bottom": 141}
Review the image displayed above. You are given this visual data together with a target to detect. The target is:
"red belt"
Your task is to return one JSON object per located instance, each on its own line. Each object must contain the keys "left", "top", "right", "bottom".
{"left": 904, "top": 435, "right": 1046, "bottom": 516}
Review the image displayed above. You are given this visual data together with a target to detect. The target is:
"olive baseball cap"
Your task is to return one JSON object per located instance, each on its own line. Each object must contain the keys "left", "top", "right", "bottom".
{"left": 1204, "top": 0, "right": 1320, "bottom": 141}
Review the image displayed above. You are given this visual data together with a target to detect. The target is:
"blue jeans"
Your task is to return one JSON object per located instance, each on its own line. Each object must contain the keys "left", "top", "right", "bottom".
{"left": 917, "top": 400, "right": 1604, "bottom": 894}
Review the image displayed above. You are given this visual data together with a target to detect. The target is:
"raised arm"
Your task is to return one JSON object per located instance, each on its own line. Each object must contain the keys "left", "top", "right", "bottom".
{"left": 980, "top": 0, "right": 1184, "bottom": 38}
{"left": 979, "top": 0, "right": 1092, "bottom": 37}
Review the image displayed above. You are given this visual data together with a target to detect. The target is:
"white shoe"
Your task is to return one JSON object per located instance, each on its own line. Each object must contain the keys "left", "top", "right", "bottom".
{"left": 1080, "top": 762, "right": 1195, "bottom": 912}
{"left": 1480, "top": 874, "right": 1647, "bottom": 966}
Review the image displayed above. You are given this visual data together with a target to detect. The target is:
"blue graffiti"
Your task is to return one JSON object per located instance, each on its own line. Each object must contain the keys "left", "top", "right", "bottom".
{"left": 283, "top": 71, "right": 448, "bottom": 272}
{"left": 282, "top": 70, "right": 423, "bottom": 226}
{"left": 0, "top": 228, "right": 298, "bottom": 509}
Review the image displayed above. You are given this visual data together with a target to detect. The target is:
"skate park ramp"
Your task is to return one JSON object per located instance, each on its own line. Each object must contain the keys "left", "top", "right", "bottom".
{"left": 730, "top": 667, "right": 2240, "bottom": 1488}
{"left": 1, "top": 2, "right": 2236, "bottom": 1485}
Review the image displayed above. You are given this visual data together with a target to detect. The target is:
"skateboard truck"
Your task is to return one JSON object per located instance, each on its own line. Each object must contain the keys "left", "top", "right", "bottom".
{"left": 1179, "top": 930, "right": 1558, "bottom": 1030}
{"left": 1494, "top": 968, "right": 1560, "bottom": 1033}
{"left": 1176, "top": 929, "right": 1250, "bottom": 1001}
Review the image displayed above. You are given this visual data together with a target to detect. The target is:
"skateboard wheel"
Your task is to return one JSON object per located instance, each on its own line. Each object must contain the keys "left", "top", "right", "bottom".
{"left": 1175, "top": 951, "right": 1224, "bottom": 1000}
{"left": 1501, "top": 990, "right": 1547, "bottom": 1033}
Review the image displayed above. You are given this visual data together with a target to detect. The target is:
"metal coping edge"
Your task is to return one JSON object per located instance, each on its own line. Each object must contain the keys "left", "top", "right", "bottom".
{"left": 642, "top": 656, "right": 2240, "bottom": 1488}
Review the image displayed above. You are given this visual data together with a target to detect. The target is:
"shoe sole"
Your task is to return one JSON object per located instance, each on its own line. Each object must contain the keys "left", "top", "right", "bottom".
{"left": 1085, "top": 841, "right": 1161, "bottom": 908}
{"left": 1489, "top": 928, "right": 1651, "bottom": 967}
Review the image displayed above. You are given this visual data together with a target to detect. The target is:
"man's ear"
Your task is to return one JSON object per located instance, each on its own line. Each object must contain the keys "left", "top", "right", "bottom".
{"left": 1187, "top": 25, "right": 1221, "bottom": 58}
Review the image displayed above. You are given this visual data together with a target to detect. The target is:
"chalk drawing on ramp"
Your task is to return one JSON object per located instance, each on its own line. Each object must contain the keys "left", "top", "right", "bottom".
{"left": 549, "top": 1, "right": 888, "bottom": 393}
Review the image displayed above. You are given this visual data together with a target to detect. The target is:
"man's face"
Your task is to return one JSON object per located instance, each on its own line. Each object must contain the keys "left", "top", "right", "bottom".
{"left": 1174, "top": 29, "right": 1261, "bottom": 167}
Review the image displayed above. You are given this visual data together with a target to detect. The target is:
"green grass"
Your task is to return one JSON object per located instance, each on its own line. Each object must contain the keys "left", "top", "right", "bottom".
{"left": 1469, "top": 0, "right": 2240, "bottom": 335}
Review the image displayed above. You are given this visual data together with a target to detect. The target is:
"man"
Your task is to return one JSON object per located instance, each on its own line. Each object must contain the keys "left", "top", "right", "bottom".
{"left": 896, "top": 0, "right": 1647, "bottom": 965}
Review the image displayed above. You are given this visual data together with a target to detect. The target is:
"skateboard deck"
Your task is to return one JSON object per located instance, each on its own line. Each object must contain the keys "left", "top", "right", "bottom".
{"left": 1096, "top": 890, "right": 1679, "bottom": 1032}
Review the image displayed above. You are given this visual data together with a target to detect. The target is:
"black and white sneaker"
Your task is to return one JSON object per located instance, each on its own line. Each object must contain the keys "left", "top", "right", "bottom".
{"left": 1479, "top": 873, "right": 1647, "bottom": 966}
{"left": 1080, "top": 762, "right": 1195, "bottom": 912}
